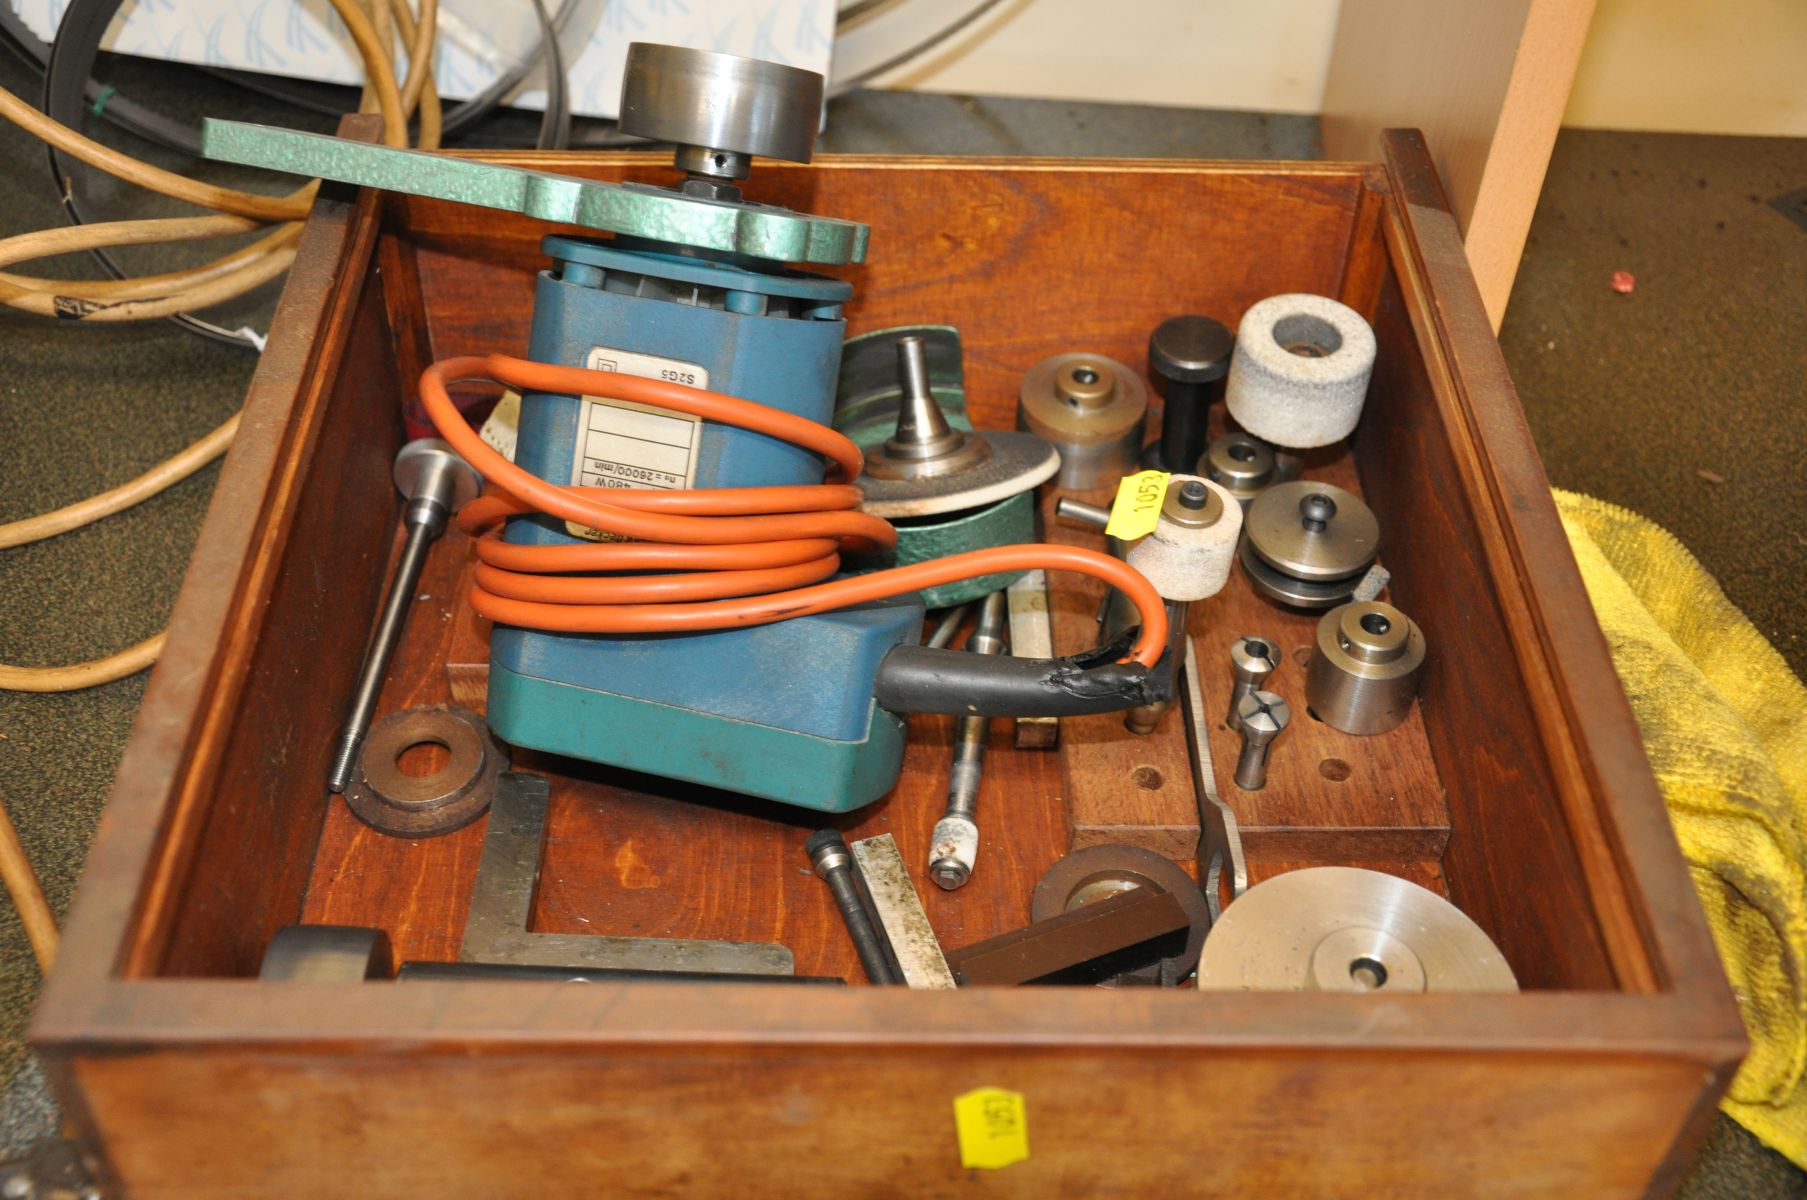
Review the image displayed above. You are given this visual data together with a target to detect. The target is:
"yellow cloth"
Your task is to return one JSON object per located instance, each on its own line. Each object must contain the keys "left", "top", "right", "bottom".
{"left": 1555, "top": 489, "right": 1807, "bottom": 1168}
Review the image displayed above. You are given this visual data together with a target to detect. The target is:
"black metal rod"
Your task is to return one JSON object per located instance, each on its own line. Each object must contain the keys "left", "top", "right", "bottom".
{"left": 327, "top": 521, "right": 436, "bottom": 793}
{"left": 807, "top": 830, "right": 899, "bottom": 984}
{"left": 1157, "top": 381, "right": 1212, "bottom": 472}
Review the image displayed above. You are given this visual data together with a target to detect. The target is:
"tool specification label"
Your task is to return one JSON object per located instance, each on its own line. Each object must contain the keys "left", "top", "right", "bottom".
{"left": 573, "top": 346, "right": 707, "bottom": 490}
{"left": 564, "top": 347, "right": 708, "bottom": 540}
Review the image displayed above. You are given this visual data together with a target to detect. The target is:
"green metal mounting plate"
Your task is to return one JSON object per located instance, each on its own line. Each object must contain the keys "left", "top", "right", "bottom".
{"left": 200, "top": 119, "right": 869, "bottom": 265}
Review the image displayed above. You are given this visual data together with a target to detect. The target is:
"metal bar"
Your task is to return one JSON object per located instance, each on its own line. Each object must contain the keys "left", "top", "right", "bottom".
{"left": 847, "top": 834, "right": 956, "bottom": 989}
{"left": 1182, "top": 637, "right": 1248, "bottom": 921}
{"left": 944, "top": 888, "right": 1190, "bottom": 987}
{"left": 807, "top": 829, "right": 900, "bottom": 985}
{"left": 327, "top": 522, "right": 433, "bottom": 793}
{"left": 396, "top": 962, "right": 841, "bottom": 985}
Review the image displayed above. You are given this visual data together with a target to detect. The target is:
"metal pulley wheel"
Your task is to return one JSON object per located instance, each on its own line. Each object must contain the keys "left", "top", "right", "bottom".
{"left": 857, "top": 336, "right": 1058, "bottom": 518}
{"left": 619, "top": 43, "right": 825, "bottom": 175}
{"left": 843, "top": 335, "right": 1057, "bottom": 606}
{"left": 1240, "top": 480, "right": 1380, "bottom": 609}
{"left": 1017, "top": 353, "right": 1147, "bottom": 489}
{"left": 1196, "top": 867, "right": 1517, "bottom": 993}
{"left": 834, "top": 326, "right": 972, "bottom": 451}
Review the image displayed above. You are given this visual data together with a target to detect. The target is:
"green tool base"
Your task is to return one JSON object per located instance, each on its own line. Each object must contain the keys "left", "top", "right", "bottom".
{"left": 848, "top": 490, "right": 1033, "bottom": 608}
{"left": 487, "top": 662, "right": 907, "bottom": 813}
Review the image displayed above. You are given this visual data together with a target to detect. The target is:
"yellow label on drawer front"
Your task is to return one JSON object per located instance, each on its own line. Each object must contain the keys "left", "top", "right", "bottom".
{"left": 953, "top": 1087, "right": 1029, "bottom": 1170}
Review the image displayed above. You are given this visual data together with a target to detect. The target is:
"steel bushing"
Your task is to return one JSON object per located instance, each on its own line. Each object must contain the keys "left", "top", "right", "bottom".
{"left": 1306, "top": 600, "right": 1426, "bottom": 735}
{"left": 1017, "top": 352, "right": 1147, "bottom": 489}
{"left": 1239, "top": 480, "right": 1379, "bottom": 609}
{"left": 344, "top": 705, "right": 506, "bottom": 837}
{"left": 1199, "top": 431, "right": 1277, "bottom": 507}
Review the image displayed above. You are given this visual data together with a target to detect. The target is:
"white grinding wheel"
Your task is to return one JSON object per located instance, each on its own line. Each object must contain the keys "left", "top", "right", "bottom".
{"left": 1124, "top": 475, "right": 1242, "bottom": 602}
{"left": 1226, "top": 293, "right": 1377, "bottom": 449}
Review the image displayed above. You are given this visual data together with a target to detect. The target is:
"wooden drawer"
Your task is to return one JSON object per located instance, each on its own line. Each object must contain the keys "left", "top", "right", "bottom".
{"left": 34, "top": 130, "right": 1743, "bottom": 1198}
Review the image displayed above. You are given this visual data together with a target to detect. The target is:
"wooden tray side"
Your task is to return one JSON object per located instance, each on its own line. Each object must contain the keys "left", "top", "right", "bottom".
{"left": 155, "top": 266, "right": 408, "bottom": 977}
{"left": 19, "top": 172, "right": 390, "bottom": 990}
{"left": 1355, "top": 269, "right": 1613, "bottom": 989}
{"left": 1360, "top": 131, "right": 1738, "bottom": 1002}
{"left": 69, "top": 1042, "right": 1715, "bottom": 1199}
{"left": 392, "top": 156, "right": 1375, "bottom": 432}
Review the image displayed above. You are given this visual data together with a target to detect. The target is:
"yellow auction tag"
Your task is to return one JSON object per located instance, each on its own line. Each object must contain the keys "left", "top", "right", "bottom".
{"left": 1104, "top": 469, "right": 1170, "bottom": 541}
{"left": 953, "top": 1087, "right": 1029, "bottom": 1170}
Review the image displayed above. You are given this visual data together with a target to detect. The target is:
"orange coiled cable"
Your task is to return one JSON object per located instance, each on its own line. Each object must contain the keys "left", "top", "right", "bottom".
{"left": 419, "top": 354, "right": 1168, "bottom": 668}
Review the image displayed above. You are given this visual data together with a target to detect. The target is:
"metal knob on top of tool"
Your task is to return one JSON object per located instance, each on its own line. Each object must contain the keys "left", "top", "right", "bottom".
{"left": 1239, "top": 480, "right": 1382, "bottom": 609}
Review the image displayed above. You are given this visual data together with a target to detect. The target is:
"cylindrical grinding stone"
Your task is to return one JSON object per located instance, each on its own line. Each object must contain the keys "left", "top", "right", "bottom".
{"left": 1125, "top": 475, "right": 1242, "bottom": 601}
{"left": 1226, "top": 293, "right": 1377, "bottom": 449}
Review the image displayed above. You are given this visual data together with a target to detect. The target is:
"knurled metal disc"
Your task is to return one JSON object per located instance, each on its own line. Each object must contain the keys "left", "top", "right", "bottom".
{"left": 857, "top": 432, "right": 1059, "bottom": 519}
{"left": 1197, "top": 867, "right": 1518, "bottom": 993}
{"left": 1244, "top": 480, "right": 1379, "bottom": 581}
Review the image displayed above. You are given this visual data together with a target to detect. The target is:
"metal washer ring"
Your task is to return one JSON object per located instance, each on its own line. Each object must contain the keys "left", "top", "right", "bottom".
{"left": 344, "top": 705, "right": 504, "bottom": 837}
{"left": 1032, "top": 844, "right": 1212, "bottom": 986}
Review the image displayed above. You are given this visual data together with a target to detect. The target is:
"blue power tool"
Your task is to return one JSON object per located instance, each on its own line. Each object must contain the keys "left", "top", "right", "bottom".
{"left": 200, "top": 45, "right": 1177, "bottom": 818}
{"left": 492, "top": 234, "right": 921, "bottom": 811}
{"left": 487, "top": 49, "right": 919, "bottom": 812}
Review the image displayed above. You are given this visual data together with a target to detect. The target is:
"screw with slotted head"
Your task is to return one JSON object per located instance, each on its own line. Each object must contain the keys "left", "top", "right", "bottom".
{"left": 1233, "top": 690, "right": 1291, "bottom": 791}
